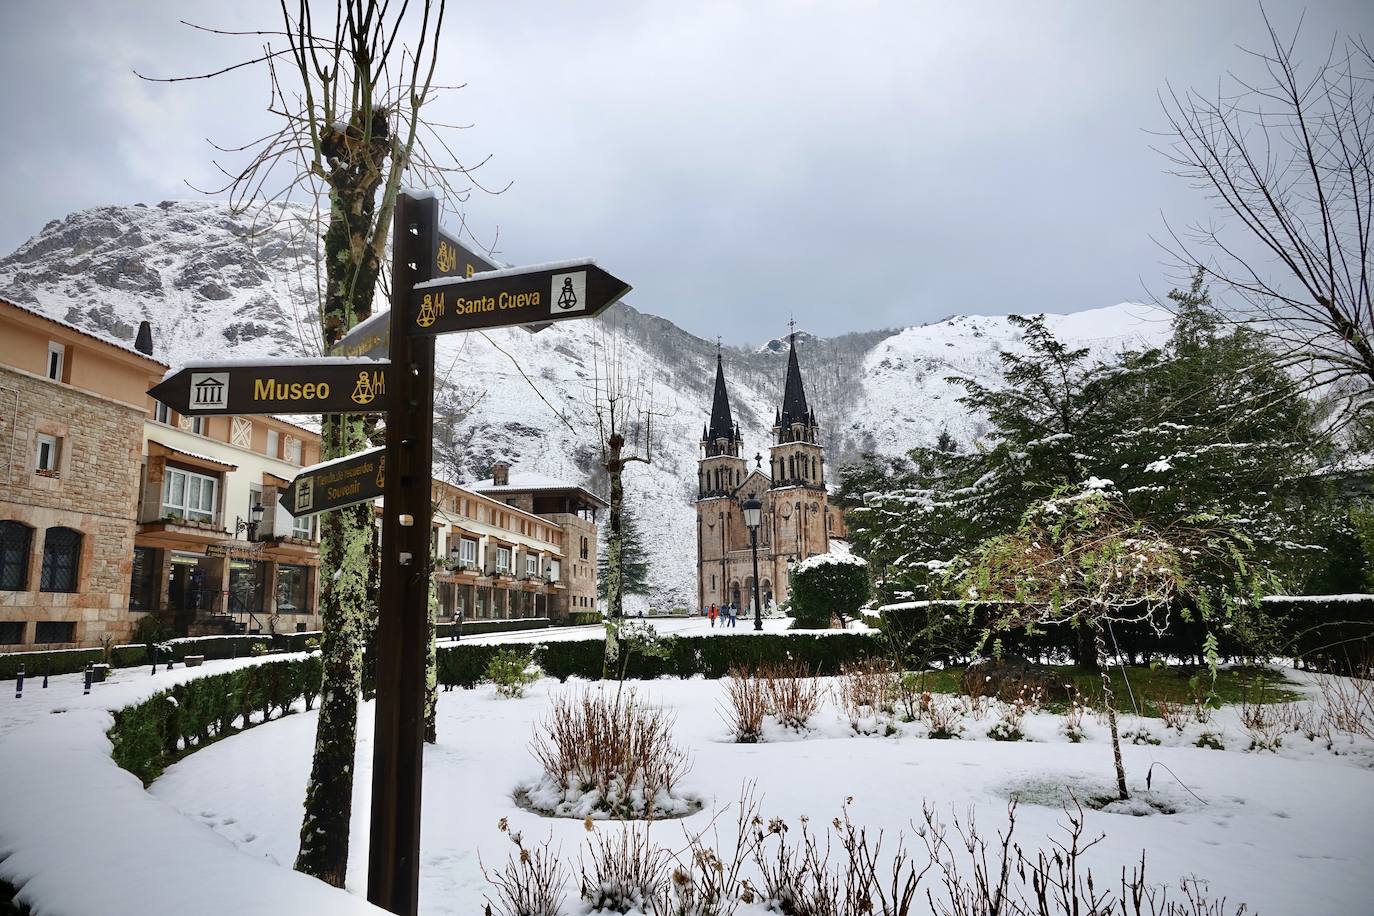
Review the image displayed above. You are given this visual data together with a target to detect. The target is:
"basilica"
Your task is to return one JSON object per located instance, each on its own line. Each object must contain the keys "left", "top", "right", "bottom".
{"left": 696, "top": 334, "right": 843, "bottom": 612}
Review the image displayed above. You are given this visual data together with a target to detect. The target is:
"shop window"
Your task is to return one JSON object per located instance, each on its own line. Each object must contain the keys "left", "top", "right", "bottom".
{"left": 228, "top": 559, "right": 267, "bottom": 617}
{"left": 39, "top": 527, "right": 81, "bottom": 593}
{"left": 276, "top": 564, "right": 310, "bottom": 614}
{"left": 163, "top": 467, "right": 218, "bottom": 523}
{"left": 0, "top": 521, "right": 33, "bottom": 591}
{"left": 34, "top": 621, "right": 76, "bottom": 643}
{"left": 0, "top": 621, "right": 23, "bottom": 644}
{"left": 129, "top": 547, "right": 159, "bottom": 611}
{"left": 46, "top": 342, "right": 65, "bottom": 381}
{"left": 35, "top": 434, "right": 61, "bottom": 474}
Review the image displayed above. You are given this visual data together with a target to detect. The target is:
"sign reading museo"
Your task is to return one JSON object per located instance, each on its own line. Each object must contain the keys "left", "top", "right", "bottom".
{"left": 282, "top": 445, "right": 385, "bottom": 517}
{"left": 149, "top": 359, "right": 389, "bottom": 416}
{"left": 407, "top": 259, "right": 631, "bottom": 337}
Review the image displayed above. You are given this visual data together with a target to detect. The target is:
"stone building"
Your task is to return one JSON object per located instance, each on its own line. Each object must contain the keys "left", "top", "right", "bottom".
{"left": 469, "top": 463, "right": 605, "bottom": 617}
{"left": 695, "top": 335, "right": 844, "bottom": 612}
{"left": 0, "top": 298, "right": 161, "bottom": 649}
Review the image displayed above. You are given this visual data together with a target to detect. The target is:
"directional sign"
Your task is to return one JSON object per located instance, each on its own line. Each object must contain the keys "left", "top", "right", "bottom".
{"left": 331, "top": 226, "right": 501, "bottom": 359}
{"left": 281, "top": 446, "right": 384, "bottom": 517}
{"left": 149, "top": 359, "right": 389, "bottom": 416}
{"left": 406, "top": 259, "right": 630, "bottom": 337}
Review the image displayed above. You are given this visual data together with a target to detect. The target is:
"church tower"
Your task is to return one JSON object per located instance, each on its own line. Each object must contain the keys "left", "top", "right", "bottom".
{"left": 769, "top": 333, "right": 825, "bottom": 491}
{"left": 698, "top": 353, "right": 747, "bottom": 497}
{"left": 696, "top": 353, "right": 748, "bottom": 610}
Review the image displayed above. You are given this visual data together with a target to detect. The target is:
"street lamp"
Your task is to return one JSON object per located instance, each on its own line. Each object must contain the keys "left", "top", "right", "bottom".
{"left": 236, "top": 502, "right": 265, "bottom": 541}
{"left": 742, "top": 493, "right": 763, "bottom": 632}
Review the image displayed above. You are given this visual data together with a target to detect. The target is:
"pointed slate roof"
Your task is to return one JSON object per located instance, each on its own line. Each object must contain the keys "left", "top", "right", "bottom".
{"left": 778, "top": 334, "right": 811, "bottom": 428}
{"left": 707, "top": 354, "right": 736, "bottom": 441}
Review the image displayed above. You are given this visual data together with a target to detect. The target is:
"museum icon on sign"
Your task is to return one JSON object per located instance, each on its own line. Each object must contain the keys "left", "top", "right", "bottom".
{"left": 188, "top": 373, "right": 229, "bottom": 410}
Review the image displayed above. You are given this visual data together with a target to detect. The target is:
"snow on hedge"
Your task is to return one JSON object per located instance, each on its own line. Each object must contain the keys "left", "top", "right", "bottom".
{"left": 793, "top": 551, "right": 868, "bottom": 574}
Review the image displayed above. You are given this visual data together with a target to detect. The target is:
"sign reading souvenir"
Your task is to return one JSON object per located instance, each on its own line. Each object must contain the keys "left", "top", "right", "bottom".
{"left": 149, "top": 359, "right": 389, "bottom": 416}
{"left": 331, "top": 227, "right": 501, "bottom": 359}
{"left": 406, "top": 259, "right": 631, "bottom": 337}
{"left": 281, "top": 446, "right": 385, "bottom": 517}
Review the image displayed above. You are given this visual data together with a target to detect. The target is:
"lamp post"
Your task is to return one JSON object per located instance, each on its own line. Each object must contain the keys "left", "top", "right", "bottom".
{"left": 236, "top": 502, "right": 265, "bottom": 541}
{"left": 742, "top": 493, "right": 763, "bottom": 632}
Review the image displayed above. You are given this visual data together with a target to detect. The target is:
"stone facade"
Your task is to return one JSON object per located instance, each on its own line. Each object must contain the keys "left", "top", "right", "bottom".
{"left": 0, "top": 365, "right": 145, "bottom": 648}
{"left": 696, "top": 339, "right": 844, "bottom": 613}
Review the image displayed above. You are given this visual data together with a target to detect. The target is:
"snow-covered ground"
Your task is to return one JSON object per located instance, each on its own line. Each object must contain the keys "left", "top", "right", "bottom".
{"left": 4, "top": 650, "right": 1372, "bottom": 914}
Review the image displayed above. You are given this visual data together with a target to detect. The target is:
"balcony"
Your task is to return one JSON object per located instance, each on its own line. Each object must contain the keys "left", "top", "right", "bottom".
{"left": 137, "top": 509, "right": 228, "bottom": 547}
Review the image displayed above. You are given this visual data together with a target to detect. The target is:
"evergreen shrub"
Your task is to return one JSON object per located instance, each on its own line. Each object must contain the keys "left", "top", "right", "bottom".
{"left": 789, "top": 554, "right": 871, "bottom": 628}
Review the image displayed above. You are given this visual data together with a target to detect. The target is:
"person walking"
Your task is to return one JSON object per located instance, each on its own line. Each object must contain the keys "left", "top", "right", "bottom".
{"left": 728, "top": 603, "right": 737, "bottom": 627}
{"left": 709, "top": 604, "right": 718, "bottom": 628}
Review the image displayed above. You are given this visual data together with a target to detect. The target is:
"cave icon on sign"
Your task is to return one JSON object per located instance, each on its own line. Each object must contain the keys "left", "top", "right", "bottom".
{"left": 550, "top": 271, "right": 587, "bottom": 314}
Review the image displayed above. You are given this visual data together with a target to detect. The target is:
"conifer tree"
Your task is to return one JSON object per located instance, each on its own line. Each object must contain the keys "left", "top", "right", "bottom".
{"left": 597, "top": 505, "right": 651, "bottom": 601}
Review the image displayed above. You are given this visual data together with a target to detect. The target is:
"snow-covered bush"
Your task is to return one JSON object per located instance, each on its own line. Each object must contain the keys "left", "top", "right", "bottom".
{"left": 790, "top": 552, "right": 870, "bottom": 629}
{"left": 723, "top": 668, "right": 768, "bottom": 743}
{"left": 762, "top": 661, "right": 822, "bottom": 731}
{"left": 835, "top": 660, "right": 899, "bottom": 735}
{"left": 525, "top": 687, "right": 694, "bottom": 819}
{"left": 578, "top": 820, "right": 668, "bottom": 914}
{"left": 481, "top": 817, "right": 567, "bottom": 916}
{"left": 485, "top": 647, "right": 538, "bottom": 698}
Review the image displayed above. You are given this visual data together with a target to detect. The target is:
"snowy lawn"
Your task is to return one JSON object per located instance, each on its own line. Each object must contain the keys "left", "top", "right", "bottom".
{"left": 140, "top": 669, "right": 1374, "bottom": 914}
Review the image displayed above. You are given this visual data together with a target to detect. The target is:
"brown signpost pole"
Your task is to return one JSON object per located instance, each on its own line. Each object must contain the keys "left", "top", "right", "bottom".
{"left": 367, "top": 190, "right": 437, "bottom": 916}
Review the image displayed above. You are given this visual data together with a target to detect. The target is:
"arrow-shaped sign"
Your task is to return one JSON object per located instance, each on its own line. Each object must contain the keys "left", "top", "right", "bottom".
{"left": 149, "top": 358, "right": 389, "bottom": 416}
{"left": 331, "top": 226, "right": 501, "bottom": 359}
{"left": 282, "top": 445, "right": 384, "bottom": 517}
{"left": 407, "top": 259, "right": 630, "bottom": 337}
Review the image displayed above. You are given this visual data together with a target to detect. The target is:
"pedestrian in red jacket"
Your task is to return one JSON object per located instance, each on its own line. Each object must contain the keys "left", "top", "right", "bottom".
{"left": 709, "top": 604, "right": 718, "bottom": 627}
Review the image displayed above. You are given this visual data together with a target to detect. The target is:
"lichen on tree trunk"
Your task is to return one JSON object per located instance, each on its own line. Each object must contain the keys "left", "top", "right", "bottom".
{"left": 602, "top": 434, "right": 626, "bottom": 678}
{"left": 1094, "top": 624, "right": 1130, "bottom": 801}
{"left": 294, "top": 121, "right": 388, "bottom": 886}
{"left": 425, "top": 577, "right": 438, "bottom": 743}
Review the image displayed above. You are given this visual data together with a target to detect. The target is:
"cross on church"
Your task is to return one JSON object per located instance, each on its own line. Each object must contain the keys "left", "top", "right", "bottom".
{"left": 788, "top": 316, "right": 796, "bottom": 340}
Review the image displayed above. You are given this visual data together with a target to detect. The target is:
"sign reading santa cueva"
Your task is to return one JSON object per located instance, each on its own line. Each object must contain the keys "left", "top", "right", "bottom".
{"left": 406, "top": 259, "right": 631, "bottom": 337}
{"left": 148, "top": 359, "right": 389, "bottom": 416}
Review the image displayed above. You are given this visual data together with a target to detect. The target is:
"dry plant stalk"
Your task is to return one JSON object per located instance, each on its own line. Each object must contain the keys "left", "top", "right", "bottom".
{"left": 481, "top": 818, "right": 567, "bottom": 916}
{"left": 835, "top": 660, "right": 899, "bottom": 722}
{"left": 1317, "top": 670, "right": 1374, "bottom": 740}
{"left": 1152, "top": 692, "right": 1189, "bottom": 734}
{"left": 653, "top": 782, "right": 766, "bottom": 916}
{"left": 580, "top": 820, "right": 671, "bottom": 913}
{"left": 532, "top": 687, "right": 690, "bottom": 818}
{"left": 761, "top": 661, "right": 822, "bottom": 731}
{"left": 722, "top": 669, "right": 769, "bottom": 744}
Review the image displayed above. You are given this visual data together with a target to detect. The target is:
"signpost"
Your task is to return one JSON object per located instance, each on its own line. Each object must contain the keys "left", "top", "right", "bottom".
{"left": 407, "top": 259, "right": 630, "bottom": 337}
{"left": 280, "top": 446, "right": 384, "bottom": 517}
{"left": 151, "top": 189, "right": 631, "bottom": 916}
{"left": 148, "top": 359, "right": 389, "bottom": 416}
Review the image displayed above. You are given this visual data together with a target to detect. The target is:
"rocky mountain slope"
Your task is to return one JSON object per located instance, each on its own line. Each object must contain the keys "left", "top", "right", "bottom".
{"left": 0, "top": 202, "right": 1173, "bottom": 604}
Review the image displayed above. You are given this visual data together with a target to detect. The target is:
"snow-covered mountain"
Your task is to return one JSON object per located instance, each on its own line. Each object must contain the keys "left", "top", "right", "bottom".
{"left": 0, "top": 202, "right": 1173, "bottom": 604}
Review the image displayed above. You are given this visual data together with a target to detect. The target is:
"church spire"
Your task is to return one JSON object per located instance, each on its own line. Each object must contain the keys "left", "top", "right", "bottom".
{"left": 707, "top": 353, "right": 735, "bottom": 442}
{"left": 778, "top": 331, "right": 811, "bottom": 429}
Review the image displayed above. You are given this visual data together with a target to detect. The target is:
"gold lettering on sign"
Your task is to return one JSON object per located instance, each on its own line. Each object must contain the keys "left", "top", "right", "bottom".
{"left": 253, "top": 379, "right": 333, "bottom": 401}
{"left": 416, "top": 291, "right": 445, "bottom": 328}
{"left": 376, "top": 454, "right": 386, "bottom": 489}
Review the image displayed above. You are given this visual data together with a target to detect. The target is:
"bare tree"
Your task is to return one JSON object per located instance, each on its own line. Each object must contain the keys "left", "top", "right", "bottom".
{"left": 1157, "top": 10, "right": 1374, "bottom": 432}
{"left": 588, "top": 325, "right": 665, "bottom": 674}
{"left": 140, "top": 0, "right": 504, "bottom": 887}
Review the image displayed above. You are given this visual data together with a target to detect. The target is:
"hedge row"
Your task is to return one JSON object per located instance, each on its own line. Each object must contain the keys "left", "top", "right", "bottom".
{"left": 435, "top": 617, "right": 550, "bottom": 639}
{"left": 107, "top": 656, "right": 323, "bottom": 786}
{"left": 435, "top": 632, "right": 885, "bottom": 689}
{"left": 873, "top": 597, "right": 1374, "bottom": 671}
{"left": 0, "top": 632, "right": 320, "bottom": 680}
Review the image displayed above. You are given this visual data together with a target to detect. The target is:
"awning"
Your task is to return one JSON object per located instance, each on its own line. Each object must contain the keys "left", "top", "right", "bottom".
{"left": 148, "top": 440, "right": 238, "bottom": 473}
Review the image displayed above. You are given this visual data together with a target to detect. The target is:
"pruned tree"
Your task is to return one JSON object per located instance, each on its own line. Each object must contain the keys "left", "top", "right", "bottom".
{"left": 1157, "top": 10, "right": 1374, "bottom": 432}
{"left": 588, "top": 325, "right": 664, "bottom": 676}
{"left": 140, "top": 0, "right": 504, "bottom": 887}
{"left": 955, "top": 483, "right": 1277, "bottom": 800}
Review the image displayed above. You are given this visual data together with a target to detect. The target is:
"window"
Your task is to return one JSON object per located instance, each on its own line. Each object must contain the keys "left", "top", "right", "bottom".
{"left": 0, "top": 521, "right": 32, "bottom": 590}
{"left": 292, "top": 513, "right": 317, "bottom": 541}
{"left": 459, "top": 538, "right": 477, "bottom": 567}
{"left": 35, "top": 434, "right": 60, "bottom": 473}
{"left": 526, "top": 553, "right": 539, "bottom": 577}
{"left": 548, "top": 559, "right": 560, "bottom": 582}
{"left": 283, "top": 435, "right": 302, "bottom": 465}
{"left": 154, "top": 401, "right": 172, "bottom": 425}
{"left": 0, "top": 622, "right": 23, "bottom": 645}
{"left": 129, "top": 547, "right": 158, "bottom": 611}
{"left": 228, "top": 559, "right": 266, "bottom": 616}
{"left": 496, "top": 547, "right": 512, "bottom": 573}
{"left": 580, "top": 536, "right": 589, "bottom": 560}
{"left": 46, "top": 342, "right": 65, "bottom": 381}
{"left": 190, "top": 416, "right": 207, "bottom": 435}
{"left": 276, "top": 564, "right": 310, "bottom": 614}
{"left": 266, "top": 429, "right": 280, "bottom": 459}
{"left": 39, "top": 527, "right": 81, "bottom": 593}
{"left": 34, "top": 621, "right": 76, "bottom": 644}
{"left": 163, "top": 467, "right": 218, "bottom": 523}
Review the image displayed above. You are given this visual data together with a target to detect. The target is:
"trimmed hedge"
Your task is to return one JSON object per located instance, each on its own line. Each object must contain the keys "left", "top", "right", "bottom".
{"left": 1264, "top": 596, "right": 1374, "bottom": 673}
{"left": 107, "top": 656, "right": 323, "bottom": 786}
{"left": 0, "top": 632, "right": 320, "bottom": 680}
{"left": 565, "top": 611, "right": 603, "bottom": 626}
{"left": 435, "top": 617, "right": 551, "bottom": 639}
{"left": 435, "top": 632, "right": 885, "bottom": 689}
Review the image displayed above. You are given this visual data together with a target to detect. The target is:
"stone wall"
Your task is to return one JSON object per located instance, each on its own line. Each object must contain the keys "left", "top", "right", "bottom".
{"left": 0, "top": 366, "right": 143, "bottom": 649}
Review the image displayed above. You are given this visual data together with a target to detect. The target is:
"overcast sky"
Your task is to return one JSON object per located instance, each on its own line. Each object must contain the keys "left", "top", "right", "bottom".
{"left": 1, "top": 1, "right": 1369, "bottom": 343}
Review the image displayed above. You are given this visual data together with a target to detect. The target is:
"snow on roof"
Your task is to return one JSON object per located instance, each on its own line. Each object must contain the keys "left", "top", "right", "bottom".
{"left": 469, "top": 471, "right": 609, "bottom": 507}
{"left": 411, "top": 258, "right": 596, "bottom": 291}
{"left": 148, "top": 439, "right": 238, "bottom": 470}
{"left": 0, "top": 295, "right": 168, "bottom": 367}
{"left": 159, "top": 356, "right": 387, "bottom": 382}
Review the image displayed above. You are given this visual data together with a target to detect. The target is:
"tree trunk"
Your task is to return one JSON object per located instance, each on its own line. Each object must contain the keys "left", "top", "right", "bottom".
{"left": 1094, "top": 624, "right": 1129, "bottom": 801}
{"left": 602, "top": 434, "right": 625, "bottom": 679}
{"left": 424, "top": 577, "right": 438, "bottom": 743}
{"left": 294, "top": 128, "right": 387, "bottom": 886}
